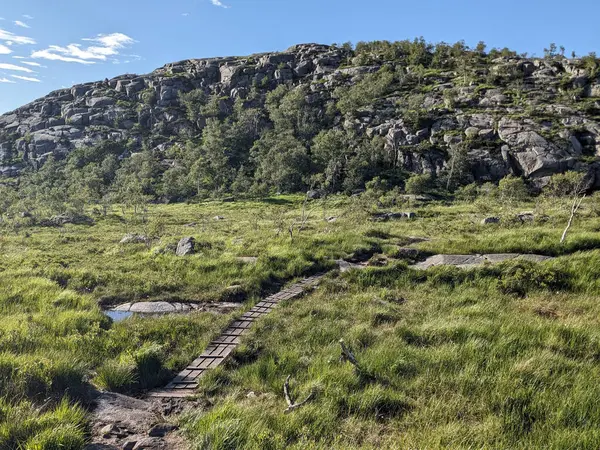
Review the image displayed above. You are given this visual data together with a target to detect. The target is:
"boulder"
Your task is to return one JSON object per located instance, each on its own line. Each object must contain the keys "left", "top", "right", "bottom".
{"left": 516, "top": 212, "right": 535, "bottom": 222}
{"left": 148, "top": 423, "right": 178, "bottom": 437}
{"left": 307, "top": 189, "right": 325, "bottom": 200}
{"left": 393, "top": 247, "right": 422, "bottom": 261}
{"left": 120, "top": 234, "right": 149, "bottom": 245}
{"left": 481, "top": 216, "right": 500, "bottom": 225}
{"left": 176, "top": 236, "right": 196, "bottom": 256}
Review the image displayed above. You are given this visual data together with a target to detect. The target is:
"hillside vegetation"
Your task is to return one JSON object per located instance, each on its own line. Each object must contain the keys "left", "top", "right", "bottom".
{"left": 0, "top": 40, "right": 599, "bottom": 223}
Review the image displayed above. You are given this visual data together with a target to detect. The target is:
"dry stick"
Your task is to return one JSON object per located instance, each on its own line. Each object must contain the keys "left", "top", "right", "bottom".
{"left": 560, "top": 194, "right": 586, "bottom": 244}
{"left": 339, "top": 339, "right": 360, "bottom": 368}
{"left": 283, "top": 375, "right": 315, "bottom": 414}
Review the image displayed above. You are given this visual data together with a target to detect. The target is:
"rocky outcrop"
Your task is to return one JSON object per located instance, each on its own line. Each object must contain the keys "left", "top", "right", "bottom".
{"left": 0, "top": 44, "right": 599, "bottom": 187}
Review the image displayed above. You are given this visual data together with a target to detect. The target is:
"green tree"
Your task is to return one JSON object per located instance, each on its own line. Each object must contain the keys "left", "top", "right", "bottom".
{"left": 251, "top": 130, "right": 310, "bottom": 193}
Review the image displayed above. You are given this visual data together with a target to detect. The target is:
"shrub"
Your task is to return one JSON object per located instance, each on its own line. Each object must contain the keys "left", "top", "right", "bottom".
{"left": 545, "top": 172, "right": 587, "bottom": 197}
{"left": 455, "top": 183, "right": 479, "bottom": 201}
{"left": 497, "top": 261, "right": 569, "bottom": 297}
{"left": 498, "top": 176, "right": 529, "bottom": 203}
{"left": 405, "top": 174, "right": 433, "bottom": 195}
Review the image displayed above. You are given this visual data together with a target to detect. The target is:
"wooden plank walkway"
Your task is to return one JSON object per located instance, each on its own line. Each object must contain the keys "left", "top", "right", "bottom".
{"left": 148, "top": 273, "right": 325, "bottom": 398}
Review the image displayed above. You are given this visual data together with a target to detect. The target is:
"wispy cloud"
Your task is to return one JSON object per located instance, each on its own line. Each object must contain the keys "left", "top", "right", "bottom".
{"left": 21, "top": 61, "right": 44, "bottom": 67}
{"left": 22, "top": 15, "right": 33, "bottom": 20}
{"left": 182, "top": 12, "right": 190, "bottom": 16}
{"left": 0, "top": 62, "right": 33, "bottom": 72}
{"left": 0, "top": 28, "right": 35, "bottom": 45}
{"left": 12, "top": 55, "right": 25, "bottom": 59}
{"left": 0, "top": 44, "right": 11, "bottom": 54}
{"left": 211, "top": 0, "right": 231, "bottom": 8}
{"left": 14, "top": 20, "right": 30, "bottom": 29}
{"left": 32, "top": 32, "right": 135, "bottom": 64}
{"left": 12, "top": 74, "right": 40, "bottom": 82}
{"left": 0, "top": 77, "right": 15, "bottom": 83}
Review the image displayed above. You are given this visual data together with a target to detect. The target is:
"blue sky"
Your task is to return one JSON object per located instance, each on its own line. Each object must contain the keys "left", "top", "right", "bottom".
{"left": 0, "top": 0, "right": 599, "bottom": 113}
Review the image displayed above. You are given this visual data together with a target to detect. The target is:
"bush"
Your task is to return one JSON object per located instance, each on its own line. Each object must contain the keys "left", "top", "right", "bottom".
{"left": 405, "top": 174, "right": 433, "bottom": 195}
{"left": 455, "top": 183, "right": 479, "bottom": 201}
{"left": 545, "top": 172, "right": 587, "bottom": 197}
{"left": 498, "top": 176, "right": 529, "bottom": 203}
{"left": 497, "top": 261, "right": 569, "bottom": 297}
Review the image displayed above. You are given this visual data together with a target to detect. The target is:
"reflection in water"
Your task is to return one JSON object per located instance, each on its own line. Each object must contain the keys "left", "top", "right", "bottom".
{"left": 104, "top": 310, "right": 134, "bottom": 323}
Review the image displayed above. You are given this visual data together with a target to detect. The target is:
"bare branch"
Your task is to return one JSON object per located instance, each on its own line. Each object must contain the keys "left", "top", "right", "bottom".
{"left": 283, "top": 375, "right": 315, "bottom": 414}
{"left": 339, "top": 339, "right": 360, "bottom": 368}
{"left": 560, "top": 194, "right": 586, "bottom": 244}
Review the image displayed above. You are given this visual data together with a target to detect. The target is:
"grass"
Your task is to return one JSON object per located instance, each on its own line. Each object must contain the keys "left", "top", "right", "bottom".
{"left": 3, "top": 193, "right": 600, "bottom": 447}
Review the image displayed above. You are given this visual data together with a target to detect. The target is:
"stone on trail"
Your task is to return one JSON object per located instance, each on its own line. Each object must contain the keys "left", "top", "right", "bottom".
{"left": 148, "top": 423, "right": 178, "bottom": 438}
{"left": 176, "top": 237, "right": 195, "bottom": 256}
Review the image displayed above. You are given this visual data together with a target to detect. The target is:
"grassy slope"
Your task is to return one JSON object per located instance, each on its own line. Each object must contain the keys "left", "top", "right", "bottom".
{"left": 3, "top": 194, "right": 600, "bottom": 447}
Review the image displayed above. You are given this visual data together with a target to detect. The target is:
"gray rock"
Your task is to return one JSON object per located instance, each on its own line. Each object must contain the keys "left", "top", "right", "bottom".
{"left": 133, "top": 438, "right": 163, "bottom": 450}
{"left": 394, "top": 247, "right": 422, "bottom": 261}
{"left": 307, "top": 189, "right": 325, "bottom": 200}
{"left": 120, "top": 234, "right": 149, "bottom": 245}
{"left": 236, "top": 256, "right": 258, "bottom": 264}
{"left": 412, "top": 253, "right": 553, "bottom": 270}
{"left": 87, "top": 97, "right": 116, "bottom": 108}
{"left": 148, "top": 423, "right": 177, "bottom": 437}
{"left": 481, "top": 217, "right": 500, "bottom": 225}
{"left": 176, "top": 237, "right": 195, "bottom": 256}
{"left": 516, "top": 212, "right": 535, "bottom": 222}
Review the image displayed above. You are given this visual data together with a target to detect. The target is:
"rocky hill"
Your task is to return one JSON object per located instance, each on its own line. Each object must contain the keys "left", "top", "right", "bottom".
{"left": 1, "top": 41, "right": 599, "bottom": 194}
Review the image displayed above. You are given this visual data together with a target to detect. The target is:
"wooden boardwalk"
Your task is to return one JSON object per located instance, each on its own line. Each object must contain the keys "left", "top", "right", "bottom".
{"left": 148, "top": 274, "right": 325, "bottom": 398}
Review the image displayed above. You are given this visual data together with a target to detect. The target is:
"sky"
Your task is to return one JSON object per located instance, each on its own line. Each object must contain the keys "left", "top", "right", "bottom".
{"left": 0, "top": 0, "right": 599, "bottom": 113}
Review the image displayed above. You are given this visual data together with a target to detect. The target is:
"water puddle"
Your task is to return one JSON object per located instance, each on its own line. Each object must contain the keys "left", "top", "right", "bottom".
{"left": 105, "top": 310, "right": 134, "bottom": 322}
{"left": 103, "top": 301, "right": 242, "bottom": 323}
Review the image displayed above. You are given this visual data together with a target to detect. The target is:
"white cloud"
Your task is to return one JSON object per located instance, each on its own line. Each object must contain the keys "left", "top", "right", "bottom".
{"left": 22, "top": 15, "right": 33, "bottom": 20}
{"left": 12, "top": 74, "right": 40, "bottom": 82}
{"left": 0, "top": 77, "right": 15, "bottom": 83}
{"left": 0, "top": 28, "right": 35, "bottom": 45}
{"left": 182, "top": 12, "right": 190, "bottom": 16}
{"left": 0, "top": 62, "right": 33, "bottom": 72}
{"left": 14, "top": 21, "right": 30, "bottom": 29}
{"left": 12, "top": 55, "right": 25, "bottom": 59}
{"left": 21, "top": 61, "right": 43, "bottom": 67}
{"left": 211, "top": 0, "right": 231, "bottom": 8}
{"left": 32, "top": 32, "right": 135, "bottom": 64}
{"left": 0, "top": 44, "right": 11, "bottom": 54}
{"left": 30, "top": 49, "right": 94, "bottom": 64}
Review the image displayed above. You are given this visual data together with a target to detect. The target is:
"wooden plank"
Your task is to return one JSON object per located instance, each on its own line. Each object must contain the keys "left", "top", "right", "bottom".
{"left": 148, "top": 273, "right": 326, "bottom": 399}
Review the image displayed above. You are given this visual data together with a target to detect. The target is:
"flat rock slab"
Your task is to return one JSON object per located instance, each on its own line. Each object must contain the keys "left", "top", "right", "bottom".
{"left": 336, "top": 259, "right": 368, "bottom": 272}
{"left": 412, "top": 253, "right": 552, "bottom": 270}
{"left": 113, "top": 302, "right": 200, "bottom": 313}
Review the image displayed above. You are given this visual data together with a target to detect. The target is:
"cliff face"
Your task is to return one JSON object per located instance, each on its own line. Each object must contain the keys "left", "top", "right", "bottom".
{"left": 1, "top": 42, "right": 599, "bottom": 189}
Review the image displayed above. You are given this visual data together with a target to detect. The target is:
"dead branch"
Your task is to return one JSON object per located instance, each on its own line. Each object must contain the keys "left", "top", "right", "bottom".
{"left": 283, "top": 375, "right": 315, "bottom": 414}
{"left": 560, "top": 194, "right": 586, "bottom": 244}
{"left": 339, "top": 339, "right": 360, "bottom": 368}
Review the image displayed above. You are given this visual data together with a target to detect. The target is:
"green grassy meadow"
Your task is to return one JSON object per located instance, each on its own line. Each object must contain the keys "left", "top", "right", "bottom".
{"left": 3, "top": 193, "right": 600, "bottom": 448}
